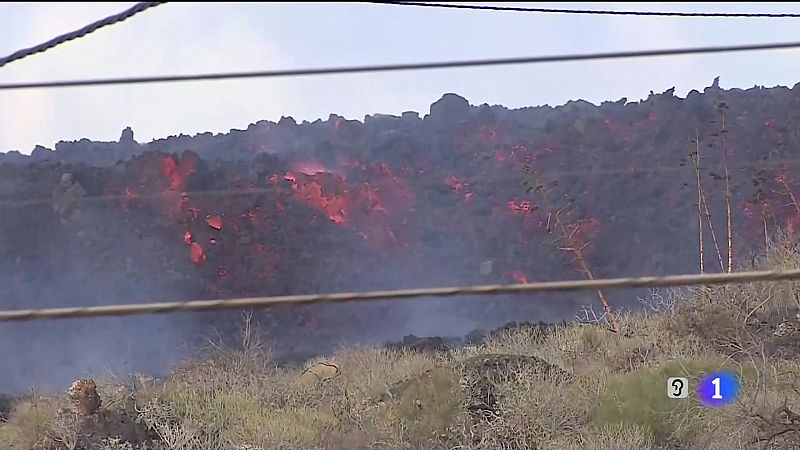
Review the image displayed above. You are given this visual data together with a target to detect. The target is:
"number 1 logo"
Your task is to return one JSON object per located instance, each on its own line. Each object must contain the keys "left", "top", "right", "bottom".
{"left": 698, "top": 371, "right": 739, "bottom": 407}
{"left": 711, "top": 376, "right": 723, "bottom": 399}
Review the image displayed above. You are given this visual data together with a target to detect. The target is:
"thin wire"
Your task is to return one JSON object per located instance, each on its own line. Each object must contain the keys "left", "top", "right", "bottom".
{"left": 363, "top": 1, "right": 800, "bottom": 18}
{"left": 1, "top": 155, "right": 795, "bottom": 209}
{"left": 0, "top": 2, "right": 166, "bottom": 69}
{"left": 1, "top": 268, "right": 798, "bottom": 322}
{"left": 2, "top": 40, "right": 800, "bottom": 91}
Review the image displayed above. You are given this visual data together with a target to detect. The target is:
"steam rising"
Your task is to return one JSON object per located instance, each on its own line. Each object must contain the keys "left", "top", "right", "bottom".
{"left": 1, "top": 209, "right": 195, "bottom": 392}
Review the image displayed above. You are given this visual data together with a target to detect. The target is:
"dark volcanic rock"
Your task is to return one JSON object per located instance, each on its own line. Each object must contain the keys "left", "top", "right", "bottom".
{"left": 0, "top": 394, "right": 14, "bottom": 421}
{"left": 387, "top": 335, "right": 453, "bottom": 353}
{"left": 428, "top": 93, "right": 470, "bottom": 123}
{"left": 3, "top": 83, "right": 800, "bottom": 387}
{"left": 120, "top": 127, "right": 136, "bottom": 145}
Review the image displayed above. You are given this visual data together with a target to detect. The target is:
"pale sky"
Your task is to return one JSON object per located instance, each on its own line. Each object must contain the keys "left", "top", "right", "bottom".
{"left": 2, "top": 2, "right": 800, "bottom": 153}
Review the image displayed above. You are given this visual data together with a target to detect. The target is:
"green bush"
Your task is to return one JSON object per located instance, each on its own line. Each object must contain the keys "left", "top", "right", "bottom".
{"left": 592, "top": 358, "right": 749, "bottom": 443}
{"left": 391, "top": 368, "right": 465, "bottom": 449}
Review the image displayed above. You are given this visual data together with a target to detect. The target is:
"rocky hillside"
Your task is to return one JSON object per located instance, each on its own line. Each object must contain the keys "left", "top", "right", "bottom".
{"left": 2, "top": 78, "right": 800, "bottom": 390}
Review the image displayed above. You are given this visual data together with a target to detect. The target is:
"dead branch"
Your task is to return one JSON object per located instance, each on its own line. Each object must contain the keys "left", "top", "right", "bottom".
{"left": 719, "top": 105, "right": 734, "bottom": 272}
{"left": 700, "top": 187, "right": 726, "bottom": 272}
{"left": 779, "top": 178, "right": 800, "bottom": 217}
{"left": 752, "top": 403, "right": 800, "bottom": 448}
{"left": 692, "top": 132, "right": 705, "bottom": 274}
{"left": 525, "top": 169, "right": 619, "bottom": 332}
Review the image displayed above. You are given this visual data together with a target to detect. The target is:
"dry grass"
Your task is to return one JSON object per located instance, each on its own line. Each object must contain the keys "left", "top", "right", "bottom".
{"left": 8, "top": 237, "right": 800, "bottom": 449}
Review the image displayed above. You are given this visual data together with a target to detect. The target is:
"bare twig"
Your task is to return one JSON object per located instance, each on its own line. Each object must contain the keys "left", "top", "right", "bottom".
{"left": 526, "top": 169, "right": 619, "bottom": 332}
{"left": 700, "top": 187, "right": 726, "bottom": 272}
{"left": 779, "top": 178, "right": 800, "bottom": 217}
{"left": 719, "top": 105, "right": 734, "bottom": 272}
{"left": 575, "top": 304, "right": 605, "bottom": 325}
{"left": 743, "top": 290, "right": 773, "bottom": 326}
{"left": 692, "top": 131, "right": 705, "bottom": 274}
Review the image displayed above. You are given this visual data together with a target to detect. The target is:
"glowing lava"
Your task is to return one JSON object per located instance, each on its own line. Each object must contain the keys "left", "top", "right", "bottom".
{"left": 283, "top": 171, "right": 348, "bottom": 224}
{"left": 289, "top": 159, "right": 331, "bottom": 175}
{"left": 206, "top": 214, "right": 223, "bottom": 230}
{"left": 189, "top": 242, "right": 205, "bottom": 264}
{"left": 508, "top": 270, "right": 529, "bottom": 284}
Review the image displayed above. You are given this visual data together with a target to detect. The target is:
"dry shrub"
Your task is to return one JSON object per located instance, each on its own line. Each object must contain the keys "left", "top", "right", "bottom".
{"left": 138, "top": 369, "right": 338, "bottom": 450}
{"left": 0, "top": 395, "right": 80, "bottom": 450}
{"left": 664, "top": 232, "right": 800, "bottom": 361}
{"left": 317, "top": 346, "right": 442, "bottom": 449}
{"left": 10, "top": 235, "right": 800, "bottom": 449}
{"left": 328, "top": 346, "right": 438, "bottom": 402}
{"left": 763, "top": 229, "right": 800, "bottom": 272}
{"left": 0, "top": 379, "right": 148, "bottom": 450}
{"left": 132, "top": 334, "right": 443, "bottom": 450}
{"left": 667, "top": 281, "right": 800, "bottom": 361}
{"left": 131, "top": 314, "right": 338, "bottom": 450}
{"left": 137, "top": 353, "right": 333, "bottom": 450}
{"left": 528, "top": 312, "right": 708, "bottom": 377}
{"left": 382, "top": 367, "right": 465, "bottom": 450}
{"left": 558, "top": 423, "right": 655, "bottom": 450}
{"left": 470, "top": 364, "right": 590, "bottom": 449}
{"left": 479, "top": 324, "right": 550, "bottom": 357}
{"left": 720, "top": 359, "right": 800, "bottom": 450}
{"left": 169, "top": 316, "right": 277, "bottom": 396}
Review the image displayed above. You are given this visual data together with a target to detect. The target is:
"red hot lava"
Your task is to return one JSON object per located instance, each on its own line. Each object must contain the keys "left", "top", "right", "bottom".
{"left": 88, "top": 91, "right": 800, "bottom": 320}
{"left": 189, "top": 242, "right": 205, "bottom": 264}
{"left": 205, "top": 214, "right": 223, "bottom": 230}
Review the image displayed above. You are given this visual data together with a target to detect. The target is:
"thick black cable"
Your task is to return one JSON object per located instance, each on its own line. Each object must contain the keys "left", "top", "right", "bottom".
{"left": 0, "top": 2, "right": 166, "bottom": 69}
{"left": 2, "top": 40, "right": 800, "bottom": 91}
{"left": 363, "top": 1, "right": 800, "bottom": 18}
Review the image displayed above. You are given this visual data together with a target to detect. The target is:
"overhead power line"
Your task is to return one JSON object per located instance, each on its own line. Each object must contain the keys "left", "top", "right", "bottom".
{"left": 2, "top": 155, "right": 799, "bottom": 209}
{"left": 1, "top": 40, "right": 800, "bottom": 91}
{"left": 364, "top": 1, "right": 800, "bottom": 18}
{"left": 0, "top": 2, "right": 166, "bottom": 69}
{"left": 1, "top": 268, "right": 799, "bottom": 322}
